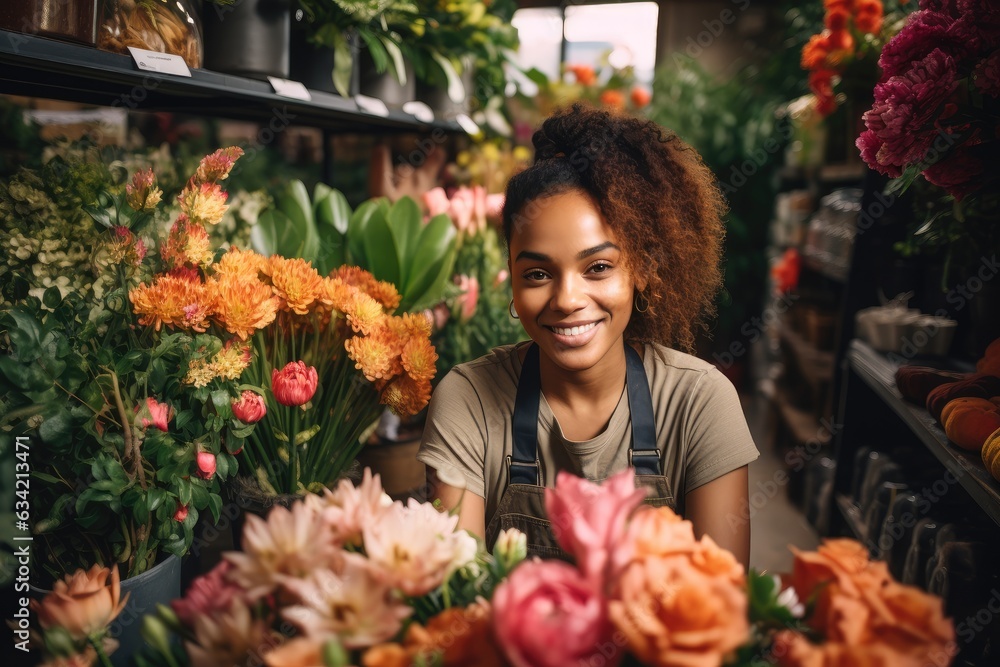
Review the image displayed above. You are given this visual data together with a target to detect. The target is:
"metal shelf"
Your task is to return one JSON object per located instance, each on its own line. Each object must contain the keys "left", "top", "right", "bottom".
{"left": 0, "top": 30, "right": 464, "bottom": 134}
{"left": 847, "top": 338, "right": 1000, "bottom": 528}
{"left": 835, "top": 493, "right": 868, "bottom": 543}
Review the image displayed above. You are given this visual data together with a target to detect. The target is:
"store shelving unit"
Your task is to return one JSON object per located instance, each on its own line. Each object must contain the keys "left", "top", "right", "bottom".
{"left": 0, "top": 30, "right": 463, "bottom": 134}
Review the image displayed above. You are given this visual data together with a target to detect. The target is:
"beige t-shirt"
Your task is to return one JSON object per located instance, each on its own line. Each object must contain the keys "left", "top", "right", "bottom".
{"left": 417, "top": 341, "right": 758, "bottom": 526}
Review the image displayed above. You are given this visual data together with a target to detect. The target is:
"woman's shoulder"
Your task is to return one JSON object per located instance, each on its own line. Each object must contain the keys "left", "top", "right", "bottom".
{"left": 642, "top": 342, "right": 736, "bottom": 396}
{"left": 441, "top": 342, "right": 527, "bottom": 387}
{"left": 643, "top": 342, "right": 718, "bottom": 374}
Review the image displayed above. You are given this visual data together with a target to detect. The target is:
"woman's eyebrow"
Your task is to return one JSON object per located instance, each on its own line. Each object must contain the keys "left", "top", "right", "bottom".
{"left": 514, "top": 242, "right": 621, "bottom": 263}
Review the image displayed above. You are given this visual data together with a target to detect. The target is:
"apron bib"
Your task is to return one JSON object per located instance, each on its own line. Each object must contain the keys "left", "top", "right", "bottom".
{"left": 484, "top": 343, "right": 675, "bottom": 557}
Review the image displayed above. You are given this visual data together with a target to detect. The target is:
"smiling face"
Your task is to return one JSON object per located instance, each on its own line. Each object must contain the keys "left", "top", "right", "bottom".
{"left": 509, "top": 189, "right": 637, "bottom": 374}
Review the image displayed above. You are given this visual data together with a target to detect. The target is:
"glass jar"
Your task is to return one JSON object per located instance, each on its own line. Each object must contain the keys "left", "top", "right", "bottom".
{"left": 0, "top": 1, "right": 99, "bottom": 46}
{"left": 97, "top": 0, "right": 203, "bottom": 68}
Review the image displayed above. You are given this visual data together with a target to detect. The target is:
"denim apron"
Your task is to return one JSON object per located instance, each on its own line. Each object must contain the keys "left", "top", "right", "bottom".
{"left": 484, "top": 343, "right": 675, "bottom": 558}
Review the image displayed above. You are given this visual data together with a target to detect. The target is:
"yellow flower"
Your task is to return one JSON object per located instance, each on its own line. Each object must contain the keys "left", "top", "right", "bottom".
{"left": 345, "top": 291, "right": 385, "bottom": 336}
{"left": 379, "top": 374, "right": 432, "bottom": 417}
{"left": 179, "top": 182, "right": 228, "bottom": 226}
{"left": 193, "top": 146, "right": 244, "bottom": 184}
{"left": 184, "top": 358, "right": 216, "bottom": 388}
{"left": 161, "top": 216, "right": 214, "bottom": 269}
{"left": 211, "top": 275, "right": 280, "bottom": 341}
{"left": 331, "top": 266, "right": 399, "bottom": 310}
{"left": 400, "top": 338, "right": 438, "bottom": 383}
{"left": 387, "top": 312, "right": 433, "bottom": 340}
{"left": 345, "top": 334, "right": 398, "bottom": 382}
{"left": 126, "top": 167, "right": 162, "bottom": 211}
{"left": 317, "top": 276, "right": 355, "bottom": 315}
{"left": 265, "top": 255, "right": 324, "bottom": 315}
{"left": 131, "top": 274, "right": 216, "bottom": 332}
{"left": 211, "top": 340, "right": 252, "bottom": 381}
{"left": 366, "top": 280, "right": 402, "bottom": 312}
{"left": 213, "top": 246, "right": 266, "bottom": 281}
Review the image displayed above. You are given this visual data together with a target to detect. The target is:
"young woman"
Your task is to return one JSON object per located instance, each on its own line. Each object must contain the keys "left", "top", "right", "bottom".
{"left": 417, "top": 104, "right": 758, "bottom": 567}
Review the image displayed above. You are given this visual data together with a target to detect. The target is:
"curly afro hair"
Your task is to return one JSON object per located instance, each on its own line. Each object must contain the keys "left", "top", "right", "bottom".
{"left": 501, "top": 104, "right": 727, "bottom": 353}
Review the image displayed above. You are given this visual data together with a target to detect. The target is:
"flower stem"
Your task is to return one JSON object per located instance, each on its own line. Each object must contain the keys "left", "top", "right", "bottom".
{"left": 289, "top": 406, "right": 300, "bottom": 493}
{"left": 89, "top": 635, "right": 115, "bottom": 667}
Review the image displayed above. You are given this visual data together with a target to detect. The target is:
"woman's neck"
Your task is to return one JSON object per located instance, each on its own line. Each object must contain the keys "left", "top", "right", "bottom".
{"left": 536, "top": 342, "right": 629, "bottom": 411}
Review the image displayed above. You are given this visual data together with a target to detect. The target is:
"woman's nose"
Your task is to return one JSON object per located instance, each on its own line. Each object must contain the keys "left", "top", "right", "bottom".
{"left": 550, "top": 276, "right": 587, "bottom": 312}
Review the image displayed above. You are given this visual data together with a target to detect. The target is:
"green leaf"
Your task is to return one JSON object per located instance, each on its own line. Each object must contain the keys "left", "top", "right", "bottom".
{"left": 147, "top": 488, "right": 168, "bottom": 513}
{"left": 430, "top": 49, "right": 465, "bottom": 103}
{"left": 207, "top": 493, "right": 222, "bottom": 523}
{"left": 211, "top": 389, "right": 233, "bottom": 420}
{"left": 294, "top": 424, "right": 321, "bottom": 446}
{"left": 359, "top": 30, "right": 390, "bottom": 74}
{"left": 388, "top": 197, "right": 423, "bottom": 287}
{"left": 330, "top": 30, "right": 354, "bottom": 97}
{"left": 174, "top": 409, "right": 193, "bottom": 431}
{"left": 3, "top": 308, "right": 44, "bottom": 360}
{"left": 251, "top": 209, "right": 303, "bottom": 258}
{"left": 347, "top": 199, "right": 382, "bottom": 266}
{"left": 402, "top": 213, "right": 457, "bottom": 311}
{"left": 0, "top": 356, "right": 52, "bottom": 391}
{"left": 316, "top": 188, "right": 352, "bottom": 235}
{"left": 38, "top": 406, "right": 74, "bottom": 445}
{"left": 361, "top": 212, "right": 401, "bottom": 287}
{"left": 42, "top": 287, "right": 62, "bottom": 309}
{"left": 379, "top": 35, "right": 407, "bottom": 86}
{"left": 407, "top": 242, "right": 457, "bottom": 313}
{"left": 215, "top": 452, "right": 230, "bottom": 478}
{"left": 177, "top": 479, "right": 192, "bottom": 506}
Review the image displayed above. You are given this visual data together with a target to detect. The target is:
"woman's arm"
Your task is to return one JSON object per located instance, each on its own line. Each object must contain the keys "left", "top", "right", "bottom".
{"left": 684, "top": 465, "right": 750, "bottom": 570}
{"left": 428, "top": 467, "right": 487, "bottom": 539}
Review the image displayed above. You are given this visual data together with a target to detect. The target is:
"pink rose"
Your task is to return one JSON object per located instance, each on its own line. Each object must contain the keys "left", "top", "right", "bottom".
{"left": 271, "top": 361, "right": 318, "bottom": 407}
{"left": 493, "top": 559, "right": 618, "bottom": 667}
{"left": 544, "top": 468, "right": 648, "bottom": 591}
{"left": 423, "top": 187, "right": 451, "bottom": 219}
{"left": 137, "top": 397, "right": 172, "bottom": 432}
{"left": 232, "top": 390, "right": 267, "bottom": 424}
{"left": 170, "top": 561, "right": 243, "bottom": 628}
{"left": 454, "top": 275, "right": 479, "bottom": 323}
{"left": 173, "top": 502, "right": 188, "bottom": 522}
{"left": 196, "top": 451, "right": 217, "bottom": 480}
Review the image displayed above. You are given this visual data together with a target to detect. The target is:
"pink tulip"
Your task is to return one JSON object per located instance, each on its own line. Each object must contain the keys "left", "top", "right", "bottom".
{"left": 137, "top": 397, "right": 172, "bottom": 432}
{"left": 170, "top": 561, "right": 243, "bottom": 628}
{"left": 544, "top": 468, "right": 648, "bottom": 591}
{"left": 450, "top": 194, "right": 473, "bottom": 233}
{"left": 232, "top": 390, "right": 267, "bottom": 424}
{"left": 271, "top": 361, "right": 318, "bottom": 407}
{"left": 486, "top": 193, "right": 505, "bottom": 225}
{"left": 472, "top": 185, "right": 488, "bottom": 233}
{"left": 493, "top": 559, "right": 618, "bottom": 667}
{"left": 423, "top": 187, "right": 451, "bottom": 219}
{"left": 493, "top": 269, "right": 509, "bottom": 288}
{"left": 173, "top": 502, "right": 188, "bottom": 522}
{"left": 196, "top": 451, "right": 217, "bottom": 480}
{"left": 454, "top": 275, "right": 479, "bottom": 323}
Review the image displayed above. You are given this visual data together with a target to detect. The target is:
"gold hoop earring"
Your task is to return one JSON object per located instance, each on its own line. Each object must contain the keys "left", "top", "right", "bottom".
{"left": 509, "top": 298, "right": 519, "bottom": 319}
{"left": 634, "top": 290, "right": 649, "bottom": 313}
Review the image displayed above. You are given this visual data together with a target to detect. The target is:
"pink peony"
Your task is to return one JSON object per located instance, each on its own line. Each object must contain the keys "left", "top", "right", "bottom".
{"left": 195, "top": 451, "right": 217, "bottom": 480}
{"left": 923, "top": 145, "right": 986, "bottom": 199}
{"left": 171, "top": 561, "right": 243, "bottom": 628}
{"left": 493, "top": 559, "right": 618, "bottom": 667}
{"left": 232, "top": 390, "right": 267, "bottom": 424}
{"left": 878, "top": 11, "right": 957, "bottom": 79}
{"left": 860, "top": 49, "right": 960, "bottom": 176}
{"left": 137, "top": 397, "right": 172, "bottom": 431}
{"left": 454, "top": 274, "right": 479, "bottom": 323}
{"left": 544, "top": 468, "right": 648, "bottom": 591}
{"left": 271, "top": 360, "right": 318, "bottom": 407}
{"left": 974, "top": 49, "right": 1000, "bottom": 96}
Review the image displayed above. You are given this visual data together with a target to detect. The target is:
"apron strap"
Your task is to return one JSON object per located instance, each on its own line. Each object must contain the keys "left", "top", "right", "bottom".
{"left": 625, "top": 344, "right": 662, "bottom": 476}
{"left": 509, "top": 343, "right": 541, "bottom": 485}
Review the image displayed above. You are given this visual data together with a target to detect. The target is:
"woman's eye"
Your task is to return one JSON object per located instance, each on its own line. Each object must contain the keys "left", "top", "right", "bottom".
{"left": 524, "top": 270, "right": 548, "bottom": 281}
{"left": 589, "top": 263, "right": 612, "bottom": 274}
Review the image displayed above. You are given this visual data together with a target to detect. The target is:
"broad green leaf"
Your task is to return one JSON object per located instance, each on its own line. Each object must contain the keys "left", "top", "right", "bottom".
{"left": 207, "top": 493, "right": 222, "bottom": 523}
{"left": 430, "top": 49, "right": 464, "bottom": 103}
{"left": 347, "top": 199, "right": 383, "bottom": 266}
{"left": 278, "top": 180, "right": 319, "bottom": 261}
{"left": 359, "top": 30, "right": 389, "bottom": 74}
{"left": 251, "top": 209, "right": 303, "bottom": 258}
{"left": 380, "top": 35, "right": 406, "bottom": 86}
{"left": 361, "top": 214, "right": 401, "bottom": 288}
{"left": 407, "top": 243, "right": 457, "bottom": 313}
{"left": 3, "top": 308, "right": 45, "bottom": 360}
{"left": 402, "top": 213, "right": 457, "bottom": 310}
{"left": 387, "top": 196, "right": 423, "bottom": 285}
{"left": 316, "top": 188, "right": 352, "bottom": 236}
{"left": 38, "top": 406, "right": 74, "bottom": 445}
{"left": 0, "top": 356, "right": 52, "bottom": 391}
{"left": 42, "top": 287, "right": 62, "bottom": 309}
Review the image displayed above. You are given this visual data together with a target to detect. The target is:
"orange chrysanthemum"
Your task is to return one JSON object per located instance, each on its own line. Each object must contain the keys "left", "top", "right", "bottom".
{"left": 266, "top": 255, "right": 324, "bottom": 315}
{"left": 378, "top": 374, "right": 432, "bottom": 417}
{"left": 161, "top": 216, "right": 214, "bottom": 269}
{"left": 131, "top": 274, "right": 216, "bottom": 332}
{"left": 331, "top": 266, "right": 399, "bottom": 309}
{"left": 212, "top": 340, "right": 253, "bottom": 380}
{"left": 317, "top": 276, "right": 355, "bottom": 315}
{"left": 345, "top": 334, "right": 399, "bottom": 382}
{"left": 213, "top": 246, "right": 266, "bottom": 281}
{"left": 365, "top": 280, "right": 402, "bottom": 312}
{"left": 387, "top": 312, "right": 433, "bottom": 341}
{"left": 400, "top": 338, "right": 438, "bottom": 383}
{"left": 179, "top": 182, "right": 228, "bottom": 226}
{"left": 211, "top": 275, "right": 280, "bottom": 341}
{"left": 345, "top": 291, "right": 386, "bottom": 336}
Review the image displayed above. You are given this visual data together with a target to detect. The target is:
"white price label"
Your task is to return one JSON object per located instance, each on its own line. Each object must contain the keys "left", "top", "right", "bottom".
{"left": 268, "top": 76, "right": 312, "bottom": 101}
{"left": 127, "top": 47, "right": 192, "bottom": 77}
{"left": 355, "top": 94, "right": 390, "bottom": 118}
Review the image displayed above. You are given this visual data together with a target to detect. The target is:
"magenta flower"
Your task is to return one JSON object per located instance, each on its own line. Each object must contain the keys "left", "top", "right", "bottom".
{"left": 544, "top": 468, "right": 648, "bottom": 591}
{"left": 923, "top": 146, "right": 986, "bottom": 199}
{"left": 494, "top": 559, "right": 617, "bottom": 667}
{"left": 859, "top": 49, "right": 960, "bottom": 176}
{"left": 170, "top": 561, "right": 243, "bottom": 628}
{"left": 878, "top": 11, "right": 957, "bottom": 79}
{"left": 271, "top": 361, "right": 318, "bottom": 407}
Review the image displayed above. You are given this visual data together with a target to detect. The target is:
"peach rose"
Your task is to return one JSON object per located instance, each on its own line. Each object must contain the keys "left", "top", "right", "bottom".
{"left": 773, "top": 630, "right": 905, "bottom": 667}
{"left": 32, "top": 565, "right": 130, "bottom": 641}
{"left": 364, "top": 604, "right": 504, "bottom": 667}
{"left": 609, "top": 554, "right": 748, "bottom": 667}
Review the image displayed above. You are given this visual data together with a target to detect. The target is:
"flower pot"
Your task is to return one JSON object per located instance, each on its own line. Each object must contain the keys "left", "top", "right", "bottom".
{"left": 355, "top": 437, "right": 426, "bottom": 499}
{"left": 227, "top": 476, "right": 304, "bottom": 548}
{"left": 0, "top": 0, "right": 98, "bottom": 45}
{"left": 202, "top": 0, "right": 291, "bottom": 80}
{"left": 415, "top": 57, "right": 473, "bottom": 119}
{"left": 358, "top": 48, "right": 415, "bottom": 108}
{"left": 30, "top": 555, "right": 181, "bottom": 667}
{"left": 289, "top": 19, "right": 357, "bottom": 95}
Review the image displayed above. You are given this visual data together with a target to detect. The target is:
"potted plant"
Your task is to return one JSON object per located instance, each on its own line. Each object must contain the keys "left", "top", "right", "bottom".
{"left": 202, "top": 0, "right": 293, "bottom": 80}
{"left": 1, "top": 148, "right": 259, "bottom": 664}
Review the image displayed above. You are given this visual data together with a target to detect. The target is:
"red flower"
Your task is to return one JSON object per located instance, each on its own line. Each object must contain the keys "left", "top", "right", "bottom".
{"left": 630, "top": 87, "right": 652, "bottom": 108}
{"left": 854, "top": 0, "right": 884, "bottom": 34}
{"left": 923, "top": 146, "right": 985, "bottom": 199}
{"left": 137, "top": 397, "right": 172, "bottom": 431}
{"left": 599, "top": 89, "right": 625, "bottom": 110}
{"left": 173, "top": 502, "right": 188, "bottom": 522}
{"left": 196, "top": 451, "right": 217, "bottom": 480}
{"left": 232, "top": 390, "right": 267, "bottom": 424}
{"left": 271, "top": 360, "right": 318, "bottom": 407}
{"left": 878, "top": 10, "right": 956, "bottom": 79}
{"left": 825, "top": 7, "right": 850, "bottom": 32}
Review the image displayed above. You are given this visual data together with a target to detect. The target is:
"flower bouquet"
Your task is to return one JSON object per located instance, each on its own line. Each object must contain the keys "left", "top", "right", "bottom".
{"left": 1, "top": 147, "right": 255, "bottom": 583}
{"left": 134, "top": 468, "right": 956, "bottom": 667}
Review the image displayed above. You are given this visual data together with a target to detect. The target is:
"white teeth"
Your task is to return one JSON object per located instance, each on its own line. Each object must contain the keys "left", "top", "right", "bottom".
{"left": 552, "top": 322, "right": 597, "bottom": 336}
